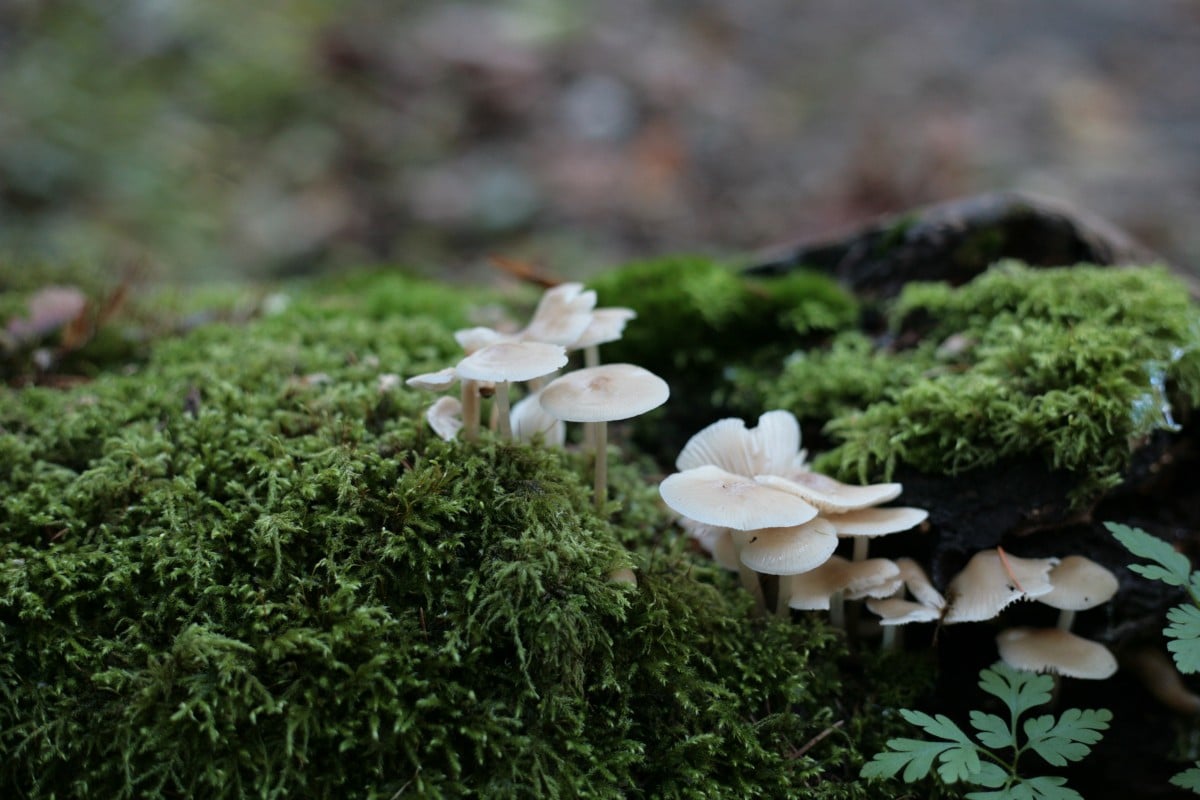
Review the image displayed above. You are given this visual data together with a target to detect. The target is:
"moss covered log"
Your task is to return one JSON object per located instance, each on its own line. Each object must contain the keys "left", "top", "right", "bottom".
{"left": 0, "top": 271, "right": 911, "bottom": 799}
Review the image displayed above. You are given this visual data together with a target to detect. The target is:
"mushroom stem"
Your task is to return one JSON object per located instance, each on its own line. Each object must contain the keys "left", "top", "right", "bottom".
{"left": 829, "top": 590, "right": 846, "bottom": 629}
{"left": 494, "top": 381, "right": 513, "bottom": 440}
{"left": 461, "top": 379, "right": 481, "bottom": 442}
{"left": 881, "top": 625, "right": 900, "bottom": 650}
{"left": 593, "top": 419, "right": 608, "bottom": 511}
{"left": 775, "top": 574, "right": 792, "bottom": 619}
{"left": 731, "top": 534, "right": 767, "bottom": 616}
{"left": 584, "top": 345, "right": 600, "bottom": 368}
{"left": 1056, "top": 608, "right": 1077, "bottom": 631}
{"left": 852, "top": 536, "right": 869, "bottom": 563}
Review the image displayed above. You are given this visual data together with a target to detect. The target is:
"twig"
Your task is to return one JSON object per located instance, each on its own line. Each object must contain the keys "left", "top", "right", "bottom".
{"left": 787, "top": 719, "right": 844, "bottom": 759}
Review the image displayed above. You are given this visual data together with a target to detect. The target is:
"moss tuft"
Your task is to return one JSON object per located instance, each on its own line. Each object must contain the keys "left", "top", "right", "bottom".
{"left": 749, "top": 261, "right": 1200, "bottom": 501}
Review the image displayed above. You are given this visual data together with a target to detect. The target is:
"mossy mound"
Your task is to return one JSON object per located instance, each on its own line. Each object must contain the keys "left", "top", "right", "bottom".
{"left": 0, "top": 277, "right": 913, "bottom": 798}
{"left": 739, "top": 261, "right": 1200, "bottom": 502}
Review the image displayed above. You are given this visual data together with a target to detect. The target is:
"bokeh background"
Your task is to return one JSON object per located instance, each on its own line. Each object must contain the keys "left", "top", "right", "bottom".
{"left": 3, "top": 0, "right": 1198, "bottom": 282}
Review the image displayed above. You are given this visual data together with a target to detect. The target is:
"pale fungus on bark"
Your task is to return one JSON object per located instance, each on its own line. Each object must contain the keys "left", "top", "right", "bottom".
{"left": 540, "top": 363, "right": 669, "bottom": 510}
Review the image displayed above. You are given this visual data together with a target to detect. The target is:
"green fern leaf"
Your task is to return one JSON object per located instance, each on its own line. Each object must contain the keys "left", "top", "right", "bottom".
{"left": 1169, "top": 762, "right": 1200, "bottom": 793}
{"left": 1023, "top": 708, "right": 1111, "bottom": 766}
{"left": 970, "top": 710, "right": 1013, "bottom": 749}
{"left": 861, "top": 738, "right": 956, "bottom": 783}
{"left": 1166, "top": 605, "right": 1200, "bottom": 674}
{"left": 978, "top": 662, "right": 1053, "bottom": 718}
{"left": 1107, "top": 521, "right": 1191, "bottom": 587}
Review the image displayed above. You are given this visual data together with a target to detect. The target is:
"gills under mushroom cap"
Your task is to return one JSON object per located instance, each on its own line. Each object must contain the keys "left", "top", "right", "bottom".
{"left": 943, "top": 549, "right": 1059, "bottom": 624}
{"left": 675, "top": 410, "right": 805, "bottom": 477}
{"left": 660, "top": 464, "right": 818, "bottom": 531}
{"left": 539, "top": 363, "right": 669, "bottom": 423}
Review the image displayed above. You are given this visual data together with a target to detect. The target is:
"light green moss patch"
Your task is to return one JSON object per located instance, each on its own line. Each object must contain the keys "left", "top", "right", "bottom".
{"left": 746, "top": 261, "right": 1200, "bottom": 500}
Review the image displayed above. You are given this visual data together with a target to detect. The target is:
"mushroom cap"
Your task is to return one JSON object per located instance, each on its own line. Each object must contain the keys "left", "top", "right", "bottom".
{"left": 573, "top": 307, "right": 637, "bottom": 349}
{"left": 895, "top": 557, "right": 946, "bottom": 610}
{"left": 867, "top": 597, "right": 943, "bottom": 625}
{"left": 755, "top": 471, "right": 902, "bottom": 513}
{"left": 510, "top": 391, "right": 565, "bottom": 446}
{"left": 676, "top": 410, "right": 804, "bottom": 477}
{"left": 539, "top": 363, "right": 669, "bottom": 422}
{"left": 783, "top": 555, "right": 901, "bottom": 610}
{"left": 606, "top": 567, "right": 638, "bottom": 588}
{"left": 1040, "top": 555, "right": 1120, "bottom": 611}
{"left": 943, "top": 550, "right": 1059, "bottom": 624}
{"left": 521, "top": 282, "right": 598, "bottom": 346}
{"left": 406, "top": 366, "right": 460, "bottom": 391}
{"left": 660, "top": 464, "right": 818, "bottom": 531}
{"left": 737, "top": 518, "right": 838, "bottom": 576}
{"left": 455, "top": 341, "right": 568, "bottom": 383}
{"left": 996, "top": 627, "right": 1118, "bottom": 680}
{"left": 827, "top": 506, "right": 929, "bottom": 538}
{"left": 425, "top": 396, "right": 462, "bottom": 441}
{"left": 454, "top": 326, "right": 510, "bottom": 354}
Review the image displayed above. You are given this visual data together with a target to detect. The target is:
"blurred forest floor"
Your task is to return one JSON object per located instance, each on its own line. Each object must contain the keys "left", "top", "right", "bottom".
{"left": 2, "top": 0, "right": 1198, "bottom": 284}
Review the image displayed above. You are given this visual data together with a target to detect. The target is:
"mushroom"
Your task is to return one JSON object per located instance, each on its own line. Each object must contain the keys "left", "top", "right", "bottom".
{"left": 425, "top": 396, "right": 463, "bottom": 441}
{"left": 675, "top": 410, "right": 805, "bottom": 478}
{"left": 660, "top": 464, "right": 819, "bottom": 611}
{"left": 520, "top": 282, "right": 597, "bottom": 347}
{"left": 996, "top": 627, "right": 1117, "bottom": 680}
{"left": 573, "top": 307, "right": 637, "bottom": 367}
{"left": 866, "top": 558, "right": 946, "bottom": 649}
{"left": 456, "top": 341, "right": 568, "bottom": 441}
{"left": 826, "top": 505, "right": 929, "bottom": 563}
{"left": 754, "top": 472, "right": 902, "bottom": 515}
{"left": 1038, "top": 555, "right": 1119, "bottom": 631}
{"left": 679, "top": 517, "right": 741, "bottom": 572}
{"left": 942, "top": 549, "right": 1058, "bottom": 624}
{"left": 509, "top": 390, "right": 565, "bottom": 446}
{"left": 737, "top": 518, "right": 838, "bottom": 577}
{"left": 780, "top": 555, "right": 901, "bottom": 628}
{"left": 540, "top": 363, "right": 670, "bottom": 510}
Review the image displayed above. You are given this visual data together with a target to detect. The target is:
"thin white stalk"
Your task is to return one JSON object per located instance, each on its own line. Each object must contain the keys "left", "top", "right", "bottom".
{"left": 593, "top": 419, "right": 608, "bottom": 511}
{"left": 732, "top": 534, "right": 767, "bottom": 616}
{"left": 494, "top": 381, "right": 513, "bottom": 440}
{"left": 461, "top": 379, "right": 480, "bottom": 442}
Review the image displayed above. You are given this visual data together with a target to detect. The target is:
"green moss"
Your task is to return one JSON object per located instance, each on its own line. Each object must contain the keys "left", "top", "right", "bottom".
{"left": 0, "top": 292, "right": 913, "bottom": 798}
{"left": 751, "top": 261, "right": 1200, "bottom": 501}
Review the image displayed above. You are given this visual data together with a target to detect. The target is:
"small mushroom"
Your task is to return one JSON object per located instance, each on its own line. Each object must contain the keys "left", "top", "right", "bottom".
{"left": 942, "top": 549, "right": 1058, "bottom": 624}
{"left": 679, "top": 517, "right": 741, "bottom": 572}
{"left": 509, "top": 390, "right": 565, "bottom": 446}
{"left": 456, "top": 341, "right": 568, "bottom": 441}
{"left": 425, "top": 396, "right": 463, "bottom": 441}
{"left": 826, "top": 505, "right": 929, "bottom": 562}
{"left": 520, "top": 282, "right": 597, "bottom": 346}
{"left": 867, "top": 559, "right": 945, "bottom": 649}
{"left": 541, "top": 363, "right": 669, "bottom": 510}
{"left": 675, "top": 410, "right": 805, "bottom": 478}
{"left": 573, "top": 307, "right": 637, "bottom": 367}
{"left": 755, "top": 472, "right": 902, "bottom": 514}
{"left": 996, "top": 627, "right": 1117, "bottom": 680}
{"left": 737, "top": 518, "right": 838, "bottom": 577}
{"left": 659, "top": 465, "right": 818, "bottom": 531}
{"left": 1039, "top": 555, "right": 1119, "bottom": 631}
{"left": 781, "top": 555, "right": 901, "bottom": 628}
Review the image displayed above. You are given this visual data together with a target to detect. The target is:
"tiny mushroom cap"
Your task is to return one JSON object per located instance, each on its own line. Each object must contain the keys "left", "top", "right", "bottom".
{"left": 454, "top": 326, "right": 509, "bottom": 354}
{"left": 455, "top": 341, "right": 568, "bottom": 383}
{"left": 521, "top": 282, "right": 597, "bottom": 346}
{"left": 660, "top": 465, "right": 818, "bottom": 531}
{"left": 867, "top": 597, "right": 944, "bottom": 626}
{"left": 943, "top": 549, "right": 1059, "bottom": 624}
{"left": 755, "top": 471, "right": 902, "bottom": 514}
{"left": 895, "top": 557, "right": 946, "bottom": 610}
{"left": 784, "top": 556, "right": 901, "bottom": 610}
{"left": 827, "top": 507, "right": 929, "bottom": 537}
{"left": 573, "top": 307, "right": 637, "bottom": 350}
{"left": 1040, "top": 555, "right": 1120, "bottom": 611}
{"left": 406, "top": 366, "right": 460, "bottom": 391}
{"left": 996, "top": 627, "right": 1118, "bottom": 680}
{"left": 425, "top": 396, "right": 463, "bottom": 441}
{"left": 676, "top": 409, "right": 805, "bottom": 477}
{"left": 510, "top": 391, "right": 565, "bottom": 446}
{"left": 737, "top": 518, "right": 839, "bottom": 576}
{"left": 539, "top": 363, "right": 669, "bottom": 423}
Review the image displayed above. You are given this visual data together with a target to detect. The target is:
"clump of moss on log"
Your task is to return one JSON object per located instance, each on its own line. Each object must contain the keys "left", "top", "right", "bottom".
{"left": 0, "top": 276, "right": 915, "bottom": 799}
{"left": 745, "top": 261, "right": 1200, "bottom": 501}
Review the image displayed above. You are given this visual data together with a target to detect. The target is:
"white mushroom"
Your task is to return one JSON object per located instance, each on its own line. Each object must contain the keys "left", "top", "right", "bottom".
{"left": 659, "top": 465, "right": 818, "bottom": 532}
{"left": 675, "top": 410, "right": 806, "bottom": 478}
{"left": 425, "top": 396, "right": 463, "bottom": 441}
{"left": 456, "top": 341, "right": 568, "bottom": 441}
{"left": 541, "top": 363, "right": 669, "bottom": 510}
{"left": 781, "top": 555, "right": 901, "bottom": 628}
{"left": 943, "top": 549, "right": 1058, "bottom": 624}
{"left": 509, "top": 390, "right": 565, "bottom": 446}
{"left": 737, "top": 518, "right": 838, "bottom": 577}
{"left": 996, "top": 627, "right": 1117, "bottom": 680}
{"left": 1039, "top": 555, "right": 1120, "bottom": 631}
{"left": 573, "top": 307, "right": 637, "bottom": 367}
{"left": 755, "top": 472, "right": 902, "bottom": 515}
{"left": 826, "top": 505, "right": 929, "bottom": 562}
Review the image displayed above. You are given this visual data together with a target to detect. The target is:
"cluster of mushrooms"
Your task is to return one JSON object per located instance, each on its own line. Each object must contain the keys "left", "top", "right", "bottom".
{"left": 407, "top": 282, "right": 668, "bottom": 509}
{"left": 660, "top": 410, "right": 1121, "bottom": 681}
